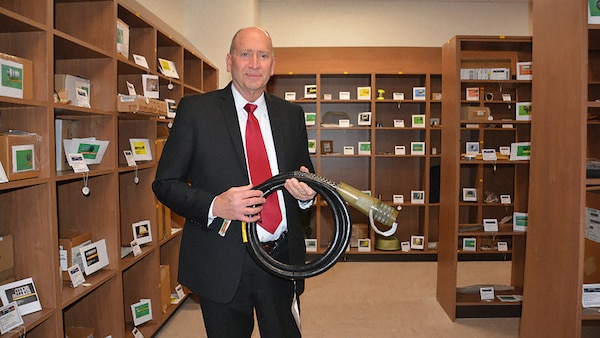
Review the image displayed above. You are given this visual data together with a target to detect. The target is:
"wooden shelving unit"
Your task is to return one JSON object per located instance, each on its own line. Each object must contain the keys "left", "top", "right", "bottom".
{"left": 0, "top": 0, "right": 218, "bottom": 336}
{"left": 268, "top": 47, "right": 442, "bottom": 257}
{"left": 436, "top": 35, "right": 532, "bottom": 320}
{"left": 521, "top": 1, "right": 598, "bottom": 336}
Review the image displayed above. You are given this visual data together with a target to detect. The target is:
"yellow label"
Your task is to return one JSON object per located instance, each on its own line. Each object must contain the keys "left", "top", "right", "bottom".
{"left": 241, "top": 222, "right": 248, "bottom": 243}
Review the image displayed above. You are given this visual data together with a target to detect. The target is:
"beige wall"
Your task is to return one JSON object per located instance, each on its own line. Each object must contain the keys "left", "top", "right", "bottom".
{"left": 136, "top": 0, "right": 532, "bottom": 87}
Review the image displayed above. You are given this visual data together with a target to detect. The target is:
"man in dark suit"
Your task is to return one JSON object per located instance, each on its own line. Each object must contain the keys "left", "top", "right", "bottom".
{"left": 153, "top": 26, "right": 316, "bottom": 338}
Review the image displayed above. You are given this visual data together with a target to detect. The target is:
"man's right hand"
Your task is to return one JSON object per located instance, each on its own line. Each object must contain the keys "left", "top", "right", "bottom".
{"left": 213, "top": 184, "right": 266, "bottom": 223}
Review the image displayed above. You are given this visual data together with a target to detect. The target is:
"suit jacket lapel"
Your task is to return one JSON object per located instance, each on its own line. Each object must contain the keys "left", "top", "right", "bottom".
{"left": 219, "top": 84, "right": 249, "bottom": 178}
{"left": 265, "top": 94, "right": 287, "bottom": 171}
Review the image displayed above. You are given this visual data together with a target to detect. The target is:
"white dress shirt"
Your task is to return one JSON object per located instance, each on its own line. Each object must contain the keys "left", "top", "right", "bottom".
{"left": 208, "top": 86, "right": 287, "bottom": 242}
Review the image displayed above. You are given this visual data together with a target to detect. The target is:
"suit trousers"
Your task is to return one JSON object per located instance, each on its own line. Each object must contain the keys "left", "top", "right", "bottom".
{"left": 198, "top": 243, "right": 301, "bottom": 338}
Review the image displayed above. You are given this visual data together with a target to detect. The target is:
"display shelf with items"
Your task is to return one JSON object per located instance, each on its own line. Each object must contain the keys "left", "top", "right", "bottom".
{"left": 62, "top": 276, "right": 123, "bottom": 337}
{"left": 268, "top": 46, "right": 442, "bottom": 257}
{"left": 57, "top": 172, "right": 120, "bottom": 296}
{"left": 54, "top": 0, "right": 114, "bottom": 53}
{"left": 122, "top": 251, "right": 161, "bottom": 336}
{"left": 0, "top": 0, "right": 218, "bottom": 336}
{"left": 437, "top": 35, "right": 532, "bottom": 320}
{"left": 156, "top": 30, "right": 183, "bottom": 98}
{"left": 0, "top": 1, "right": 59, "bottom": 337}
{"left": 0, "top": 183, "right": 58, "bottom": 337}
{"left": 159, "top": 232, "right": 186, "bottom": 322}
{"left": 54, "top": 114, "right": 116, "bottom": 175}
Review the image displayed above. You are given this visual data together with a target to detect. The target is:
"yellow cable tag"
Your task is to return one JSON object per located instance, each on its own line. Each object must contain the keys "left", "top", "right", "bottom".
{"left": 241, "top": 222, "right": 248, "bottom": 243}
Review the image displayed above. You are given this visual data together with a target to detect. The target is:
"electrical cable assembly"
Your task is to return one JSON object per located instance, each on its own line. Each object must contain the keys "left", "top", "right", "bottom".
{"left": 245, "top": 171, "right": 399, "bottom": 280}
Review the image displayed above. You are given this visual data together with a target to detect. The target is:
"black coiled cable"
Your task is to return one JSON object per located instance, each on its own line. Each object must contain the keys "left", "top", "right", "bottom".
{"left": 245, "top": 171, "right": 352, "bottom": 280}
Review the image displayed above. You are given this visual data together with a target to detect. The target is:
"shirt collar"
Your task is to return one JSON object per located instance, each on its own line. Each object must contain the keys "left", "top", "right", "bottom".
{"left": 231, "top": 84, "right": 266, "bottom": 116}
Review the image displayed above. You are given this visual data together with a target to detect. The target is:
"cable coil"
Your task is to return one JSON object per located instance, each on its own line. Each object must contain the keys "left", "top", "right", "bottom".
{"left": 245, "top": 171, "right": 352, "bottom": 280}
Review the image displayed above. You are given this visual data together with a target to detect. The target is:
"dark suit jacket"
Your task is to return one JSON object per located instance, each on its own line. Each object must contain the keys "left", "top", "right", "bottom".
{"left": 152, "top": 82, "right": 314, "bottom": 303}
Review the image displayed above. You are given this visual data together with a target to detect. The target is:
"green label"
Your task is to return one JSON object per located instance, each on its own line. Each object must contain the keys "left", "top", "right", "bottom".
{"left": 135, "top": 303, "right": 150, "bottom": 318}
{"left": 77, "top": 143, "right": 100, "bottom": 159}
{"left": 1, "top": 64, "right": 23, "bottom": 90}
{"left": 15, "top": 148, "right": 33, "bottom": 171}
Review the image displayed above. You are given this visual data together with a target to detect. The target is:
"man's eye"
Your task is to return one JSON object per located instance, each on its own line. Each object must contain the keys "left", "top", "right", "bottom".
{"left": 240, "top": 52, "right": 250, "bottom": 58}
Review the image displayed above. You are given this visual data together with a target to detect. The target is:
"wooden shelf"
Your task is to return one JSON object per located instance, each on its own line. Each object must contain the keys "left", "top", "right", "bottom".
{"left": 268, "top": 47, "right": 442, "bottom": 256}
{"left": 520, "top": 1, "right": 595, "bottom": 336}
{"left": 0, "top": 0, "right": 218, "bottom": 336}
{"left": 437, "top": 35, "right": 532, "bottom": 321}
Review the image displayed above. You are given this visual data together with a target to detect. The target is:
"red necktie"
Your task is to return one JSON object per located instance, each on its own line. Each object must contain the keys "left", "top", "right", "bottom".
{"left": 244, "top": 103, "right": 282, "bottom": 233}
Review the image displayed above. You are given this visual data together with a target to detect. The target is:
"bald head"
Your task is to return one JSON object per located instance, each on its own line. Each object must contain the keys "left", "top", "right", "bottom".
{"left": 229, "top": 27, "right": 274, "bottom": 56}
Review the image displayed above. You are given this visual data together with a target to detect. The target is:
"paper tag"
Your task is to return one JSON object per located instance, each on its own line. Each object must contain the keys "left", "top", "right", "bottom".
{"left": 482, "top": 149, "right": 497, "bottom": 161}
{"left": 131, "top": 240, "right": 142, "bottom": 257}
{"left": 0, "top": 161, "right": 8, "bottom": 183}
{"left": 133, "top": 54, "right": 149, "bottom": 69}
{"left": 583, "top": 284, "right": 600, "bottom": 308}
{"left": 123, "top": 150, "right": 137, "bottom": 167}
{"left": 127, "top": 81, "right": 136, "bottom": 95}
{"left": 480, "top": 287, "right": 495, "bottom": 301}
{"left": 0, "top": 302, "right": 24, "bottom": 334}
{"left": 483, "top": 219, "right": 499, "bottom": 232}
{"left": 175, "top": 284, "right": 185, "bottom": 300}
{"left": 292, "top": 293, "right": 301, "bottom": 332}
{"left": 68, "top": 264, "right": 86, "bottom": 288}
{"left": 68, "top": 153, "right": 89, "bottom": 173}
{"left": 59, "top": 247, "right": 68, "bottom": 271}
{"left": 132, "top": 327, "right": 145, "bottom": 338}
{"left": 339, "top": 119, "right": 350, "bottom": 128}
{"left": 393, "top": 195, "right": 404, "bottom": 204}
{"left": 401, "top": 241, "right": 410, "bottom": 252}
{"left": 394, "top": 119, "right": 405, "bottom": 128}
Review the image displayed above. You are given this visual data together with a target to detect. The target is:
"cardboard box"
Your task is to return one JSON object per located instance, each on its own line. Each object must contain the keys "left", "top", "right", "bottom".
{"left": 59, "top": 230, "right": 92, "bottom": 280}
{"left": 0, "top": 235, "right": 15, "bottom": 284}
{"left": 65, "top": 326, "right": 94, "bottom": 338}
{"left": 350, "top": 223, "right": 369, "bottom": 248}
{"left": 159, "top": 265, "right": 171, "bottom": 313}
{"left": 0, "top": 52, "right": 33, "bottom": 100}
{"left": 461, "top": 106, "right": 491, "bottom": 122}
{"left": 0, "top": 131, "right": 41, "bottom": 181}
{"left": 55, "top": 74, "right": 91, "bottom": 108}
{"left": 156, "top": 201, "right": 172, "bottom": 241}
{"left": 117, "top": 94, "right": 168, "bottom": 116}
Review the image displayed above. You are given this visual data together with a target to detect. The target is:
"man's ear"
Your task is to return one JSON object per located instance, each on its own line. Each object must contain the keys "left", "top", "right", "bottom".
{"left": 226, "top": 53, "right": 232, "bottom": 72}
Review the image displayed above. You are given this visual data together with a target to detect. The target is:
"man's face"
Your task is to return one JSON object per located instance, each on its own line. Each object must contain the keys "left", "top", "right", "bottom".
{"left": 226, "top": 28, "right": 275, "bottom": 101}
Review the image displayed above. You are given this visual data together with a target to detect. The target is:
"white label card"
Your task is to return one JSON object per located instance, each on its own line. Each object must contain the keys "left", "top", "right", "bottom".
{"left": 176, "top": 284, "right": 185, "bottom": 300}
{"left": 68, "top": 153, "right": 89, "bottom": 173}
{"left": 482, "top": 149, "right": 497, "bottom": 161}
{"left": 123, "top": 150, "right": 137, "bottom": 167}
{"left": 131, "top": 240, "right": 142, "bottom": 257}
{"left": 0, "top": 161, "right": 7, "bottom": 183}
{"left": 68, "top": 264, "right": 86, "bottom": 288}
{"left": 132, "top": 327, "right": 145, "bottom": 338}
{"left": 339, "top": 119, "right": 350, "bottom": 127}
{"left": 583, "top": 284, "right": 600, "bottom": 308}
{"left": 483, "top": 219, "right": 499, "bottom": 232}
{"left": 0, "top": 302, "right": 23, "bottom": 335}
{"left": 133, "top": 54, "right": 149, "bottom": 69}
{"left": 126, "top": 81, "right": 136, "bottom": 95}
{"left": 480, "top": 287, "right": 495, "bottom": 301}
